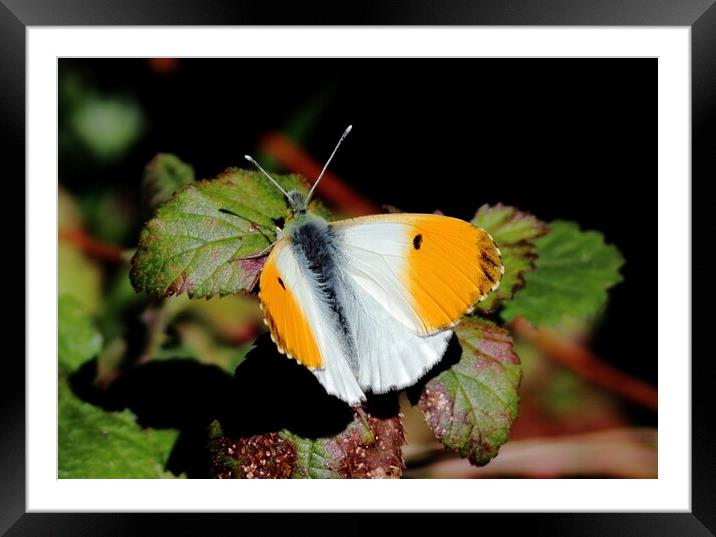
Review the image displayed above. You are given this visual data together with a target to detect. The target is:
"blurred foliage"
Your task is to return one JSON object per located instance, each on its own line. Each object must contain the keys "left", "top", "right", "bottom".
{"left": 59, "top": 186, "right": 84, "bottom": 228}
{"left": 59, "top": 71, "right": 145, "bottom": 165}
{"left": 155, "top": 320, "right": 253, "bottom": 373}
{"left": 58, "top": 186, "right": 104, "bottom": 312}
{"left": 78, "top": 189, "right": 139, "bottom": 246}
{"left": 58, "top": 243, "right": 103, "bottom": 314}
{"left": 507, "top": 336, "right": 630, "bottom": 440}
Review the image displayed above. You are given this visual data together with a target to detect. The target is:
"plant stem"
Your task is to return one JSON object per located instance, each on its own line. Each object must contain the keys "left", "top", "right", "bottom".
{"left": 510, "top": 316, "right": 658, "bottom": 411}
{"left": 59, "top": 228, "right": 125, "bottom": 263}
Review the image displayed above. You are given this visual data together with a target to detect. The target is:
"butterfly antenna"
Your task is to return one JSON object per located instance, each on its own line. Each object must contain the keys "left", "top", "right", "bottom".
{"left": 244, "top": 155, "right": 290, "bottom": 199}
{"left": 305, "top": 124, "right": 352, "bottom": 205}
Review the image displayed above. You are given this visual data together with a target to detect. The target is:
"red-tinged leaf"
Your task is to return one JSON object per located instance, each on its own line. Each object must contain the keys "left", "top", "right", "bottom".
{"left": 130, "top": 167, "right": 330, "bottom": 299}
{"left": 209, "top": 407, "right": 405, "bottom": 479}
{"left": 419, "top": 317, "right": 521, "bottom": 466}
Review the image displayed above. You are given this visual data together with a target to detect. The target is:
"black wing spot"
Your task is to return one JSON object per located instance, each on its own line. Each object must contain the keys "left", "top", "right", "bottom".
{"left": 277, "top": 277, "right": 286, "bottom": 290}
{"left": 413, "top": 234, "right": 423, "bottom": 250}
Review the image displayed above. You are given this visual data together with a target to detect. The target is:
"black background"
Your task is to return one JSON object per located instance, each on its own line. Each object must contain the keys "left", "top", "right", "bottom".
{"left": 61, "top": 58, "right": 656, "bottom": 391}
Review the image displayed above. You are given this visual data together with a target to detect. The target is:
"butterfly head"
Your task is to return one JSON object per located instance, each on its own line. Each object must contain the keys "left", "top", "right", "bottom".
{"left": 286, "top": 190, "right": 308, "bottom": 216}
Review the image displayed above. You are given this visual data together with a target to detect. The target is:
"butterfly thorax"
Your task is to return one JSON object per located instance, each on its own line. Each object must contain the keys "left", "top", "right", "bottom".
{"left": 283, "top": 212, "right": 334, "bottom": 280}
{"left": 286, "top": 189, "right": 308, "bottom": 215}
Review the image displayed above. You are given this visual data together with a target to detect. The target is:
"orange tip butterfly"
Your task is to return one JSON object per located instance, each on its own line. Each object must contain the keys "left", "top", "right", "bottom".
{"left": 245, "top": 126, "right": 504, "bottom": 405}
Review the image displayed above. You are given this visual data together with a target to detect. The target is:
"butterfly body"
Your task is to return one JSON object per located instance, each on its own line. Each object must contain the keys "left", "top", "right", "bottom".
{"left": 258, "top": 192, "right": 503, "bottom": 404}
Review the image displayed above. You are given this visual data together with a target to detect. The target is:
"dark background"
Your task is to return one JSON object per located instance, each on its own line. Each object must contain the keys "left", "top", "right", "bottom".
{"left": 59, "top": 57, "right": 656, "bottom": 390}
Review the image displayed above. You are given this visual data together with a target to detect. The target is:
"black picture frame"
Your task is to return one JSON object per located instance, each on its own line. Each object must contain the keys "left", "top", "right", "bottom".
{"left": 4, "top": 1, "right": 713, "bottom": 535}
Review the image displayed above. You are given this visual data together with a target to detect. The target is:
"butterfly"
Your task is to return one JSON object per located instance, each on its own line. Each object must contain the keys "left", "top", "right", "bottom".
{"left": 245, "top": 126, "right": 503, "bottom": 405}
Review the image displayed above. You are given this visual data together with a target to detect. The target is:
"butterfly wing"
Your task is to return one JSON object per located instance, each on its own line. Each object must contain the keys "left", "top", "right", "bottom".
{"left": 331, "top": 213, "right": 504, "bottom": 336}
{"left": 258, "top": 237, "right": 365, "bottom": 404}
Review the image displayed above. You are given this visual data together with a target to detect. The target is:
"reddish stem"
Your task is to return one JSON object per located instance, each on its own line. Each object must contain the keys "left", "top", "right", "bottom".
{"left": 259, "top": 132, "right": 381, "bottom": 216}
{"left": 59, "top": 228, "right": 125, "bottom": 263}
{"left": 511, "top": 316, "right": 658, "bottom": 411}
{"left": 147, "top": 58, "right": 179, "bottom": 74}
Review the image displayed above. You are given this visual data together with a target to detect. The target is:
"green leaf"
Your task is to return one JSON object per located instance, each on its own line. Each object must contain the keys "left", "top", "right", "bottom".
{"left": 58, "top": 294, "right": 103, "bottom": 372}
{"left": 78, "top": 189, "right": 138, "bottom": 245}
{"left": 472, "top": 204, "right": 549, "bottom": 312}
{"left": 142, "top": 154, "right": 195, "bottom": 212}
{"left": 209, "top": 409, "right": 405, "bottom": 479}
{"left": 97, "top": 267, "right": 147, "bottom": 341}
{"left": 500, "top": 220, "right": 624, "bottom": 325}
{"left": 418, "top": 318, "right": 521, "bottom": 466}
{"left": 58, "top": 381, "right": 178, "bottom": 478}
{"left": 130, "top": 168, "right": 329, "bottom": 299}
